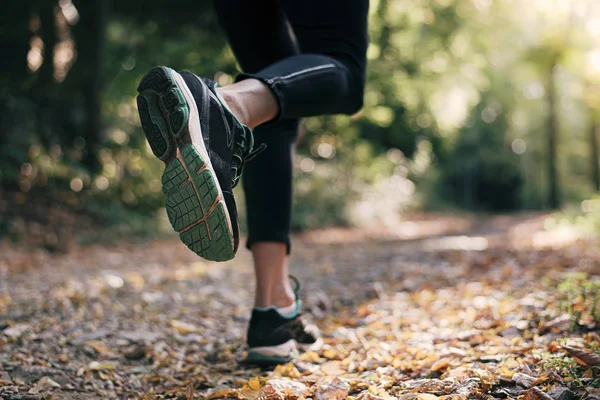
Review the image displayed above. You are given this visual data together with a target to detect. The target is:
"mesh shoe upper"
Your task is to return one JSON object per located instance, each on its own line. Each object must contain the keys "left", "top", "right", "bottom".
{"left": 246, "top": 307, "right": 319, "bottom": 348}
{"left": 247, "top": 276, "right": 320, "bottom": 349}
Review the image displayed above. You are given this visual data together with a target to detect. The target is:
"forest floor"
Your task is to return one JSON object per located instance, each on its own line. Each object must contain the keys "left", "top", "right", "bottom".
{"left": 0, "top": 212, "right": 599, "bottom": 400}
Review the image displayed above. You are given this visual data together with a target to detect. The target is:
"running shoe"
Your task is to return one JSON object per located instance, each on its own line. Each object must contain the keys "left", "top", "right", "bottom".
{"left": 136, "top": 66, "right": 263, "bottom": 261}
{"left": 245, "top": 277, "right": 321, "bottom": 366}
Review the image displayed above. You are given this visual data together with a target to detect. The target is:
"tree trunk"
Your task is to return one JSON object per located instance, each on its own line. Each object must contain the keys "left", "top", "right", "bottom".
{"left": 77, "top": 0, "right": 108, "bottom": 173}
{"left": 0, "top": 3, "right": 32, "bottom": 92}
{"left": 590, "top": 113, "right": 600, "bottom": 192}
{"left": 37, "top": 0, "right": 58, "bottom": 89}
{"left": 546, "top": 60, "right": 560, "bottom": 209}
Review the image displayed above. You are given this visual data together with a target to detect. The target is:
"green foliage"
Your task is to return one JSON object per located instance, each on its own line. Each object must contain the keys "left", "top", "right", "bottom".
{"left": 557, "top": 272, "right": 600, "bottom": 331}
{"left": 433, "top": 100, "right": 523, "bottom": 210}
{"left": 4, "top": 0, "right": 600, "bottom": 236}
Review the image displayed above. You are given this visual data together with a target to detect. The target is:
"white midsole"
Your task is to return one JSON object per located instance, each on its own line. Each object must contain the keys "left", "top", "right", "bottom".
{"left": 170, "top": 69, "right": 235, "bottom": 243}
{"left": 297, "top": 337, "right": 323, "bottom": 352}
{"left": 248, "top": 339, "right": 297, "bottom": 358}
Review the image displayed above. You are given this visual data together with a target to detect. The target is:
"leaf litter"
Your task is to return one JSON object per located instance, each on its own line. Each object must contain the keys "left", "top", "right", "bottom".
{"left": 0, "top": 213, "right": 599, "bottom": 399}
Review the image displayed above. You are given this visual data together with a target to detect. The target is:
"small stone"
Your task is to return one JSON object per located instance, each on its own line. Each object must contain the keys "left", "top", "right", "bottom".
{"left": 0, "top": 370, "right": 12, "bottom": 385}
{"left": 9, "top": 366, "right": 70, "bottom": 385}
{"left": 124, "top": 345, "right": 147, "bottom": 360}
{"left": 118, "top": 330, "right": 161, "bottom": 343}
{"left": 70, "top": 330, "right": 110, "bottom": 346}
{"left": 2, "top": 324, "right": 30, "bottom": 339}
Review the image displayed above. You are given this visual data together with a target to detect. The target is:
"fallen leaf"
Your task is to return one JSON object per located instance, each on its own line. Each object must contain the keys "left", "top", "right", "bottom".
{"left": 513, "top": 372, "right": 536, "bottom": 388}
{"left": 357, "top": 391, "right": 387, "bottom": 400}
{"left": 398, "top": 394, "right": 439, "bottom": 400}
{"left": 267, "top": 377, "right": 307, "bottom": 398}
{"left": 562, "top": 346, "right": 600, "bottom": 366}
{"left": 523, "top": 387, "right": 553, "bottom": 400}
{"left": 170, "top": 320, "right": 201, "bottom": 335}
{"left": 248, "top": 377, "right": 262, "bottom": 390}
{"left": 28, "top": 376, "right": 60, "bottom": 394}
{"left": 87, "top": 361, "right": 117, "bottom": 371}
{"left": 315, "top": 377, "right": 349, "bottom": 400}
{"left": 321, "top": 360, "right": 345, "bottom": 376}
{"left": 70, "top": 330, "right": 109, "bottom": 345}
{"left": 430, "top": 358, "right": 450, "bottom": 372}
{"left": 204, "top": 387, "right": 238, "bottom": 400}
{"left": 186, "top": 382, "right": 194, "bottom": 400}
{"left": 546, "top": 386, "right": 574, "bottom": 400}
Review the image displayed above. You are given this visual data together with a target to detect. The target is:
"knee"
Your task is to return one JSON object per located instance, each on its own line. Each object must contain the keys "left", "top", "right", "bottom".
{"left": 341, "top": 67, "right": 365, "bottom": 115}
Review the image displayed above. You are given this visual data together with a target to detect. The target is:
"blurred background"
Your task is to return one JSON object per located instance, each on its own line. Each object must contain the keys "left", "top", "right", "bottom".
{"left": 2, "top": 0, "right": 600, "bottom": 249}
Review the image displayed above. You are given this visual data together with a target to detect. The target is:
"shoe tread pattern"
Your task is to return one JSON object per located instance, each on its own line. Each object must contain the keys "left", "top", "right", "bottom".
{"left": 137, "top": 67, "right": 234, "bottom": 261}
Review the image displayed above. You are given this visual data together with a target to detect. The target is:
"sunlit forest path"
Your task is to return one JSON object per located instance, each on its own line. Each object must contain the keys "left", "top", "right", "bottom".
{"left": 1, "top": 213, "right": 599, "bottom": 399}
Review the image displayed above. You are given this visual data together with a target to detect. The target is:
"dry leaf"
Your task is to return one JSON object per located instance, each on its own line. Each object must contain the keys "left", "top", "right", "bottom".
{"left": 563, "top": 346, "right": 600, "bottom": 366}
{"left": 357, "top": 391, "right": 387, "bottom": 400}
{"left": 267, "top": 378, "right": 307, "bottom": 398}
{"left": 28, "top": 377, "right": 60, "bottom": 394}
{"left": 204, "top": 387, "right": 238, "bottom": 400}
{"left": 315, "top": 377, "right": 349, "bottom": 400}
{"left": 88, "top": 361, "right": 117, "bottom": 371}
{"left": 321, "top": 360, "right": 346, "bottom": 376}
{"left": 170, "top": 320, "right": 200, "bottom": 335}
{"left": 430, "top": 358, "right": 450, "bottom": 372}
{"left": 248, "top": 377, "right": 262, "bottom": 390}
{"left": 186, "top": 382, "right": 194, "bottom": 400}
{"left": 513, "top": 372, "right": 536, "bottom": 388}
{"left": 523, "top": 387, "right": 553, "bottom": 400}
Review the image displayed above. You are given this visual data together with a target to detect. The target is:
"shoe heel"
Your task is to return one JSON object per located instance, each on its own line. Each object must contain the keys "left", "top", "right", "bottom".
{"left": 137, "top": 67, "right": 190, "bottom": 160}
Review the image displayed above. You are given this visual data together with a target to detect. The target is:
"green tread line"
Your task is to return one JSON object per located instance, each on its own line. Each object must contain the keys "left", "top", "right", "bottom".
{"left": 137, "top": 66, "right": 234, "bottom": 262}
{"left": 244, "top": 351, "right": 292, "bottom": 367}
{"left": 162, "top": 145, "right": 234, "bottom": 262}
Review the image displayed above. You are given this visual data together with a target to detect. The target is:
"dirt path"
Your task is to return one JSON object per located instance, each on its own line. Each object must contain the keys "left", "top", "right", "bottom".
{"left": 0, "top": 213, "right": 599, "bottom": 399}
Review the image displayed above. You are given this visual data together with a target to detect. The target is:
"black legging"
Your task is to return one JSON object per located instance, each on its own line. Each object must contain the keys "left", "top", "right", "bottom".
{"left": 214, "top": 0, "right": 369, "bottom": 252}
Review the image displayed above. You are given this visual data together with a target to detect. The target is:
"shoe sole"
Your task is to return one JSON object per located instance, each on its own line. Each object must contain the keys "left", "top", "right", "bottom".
{"left": 244, "top": 339, "right": 297, "bottom": 367}
{"left": 136, "top": 66, "right": 235, "bottom": 262}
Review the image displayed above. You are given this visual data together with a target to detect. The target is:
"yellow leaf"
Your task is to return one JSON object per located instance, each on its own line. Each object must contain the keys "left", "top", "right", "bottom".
{"left": 430, "top": 358, "right": 450, "bottom": 372}
{"left": 170, "top": 320, "right": 200, "bottom": 335}
{"left": 321, "top": 360, "right": 346, "bottom": 376}
{"left": 248, "top": 378, "right": 261, "bottom": 390}
{"left": 204, "top": 388, "right": 238, "bottom": 400}
{"left": 88, "top": 361, "right": 116, "bottom": 371}
{"left": 323, "top": 348, "right": 338, "bottom": 359}
{"left": 417, "top": 395, "right": 439, "bottom": 400}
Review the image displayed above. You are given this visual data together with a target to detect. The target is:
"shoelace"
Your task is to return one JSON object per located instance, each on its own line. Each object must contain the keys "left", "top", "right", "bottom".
{"left": 231, "top": 125, "right": 266, "bottom": 188}
{"left": 289, "top": 275, "right": 301, "bottom": 298}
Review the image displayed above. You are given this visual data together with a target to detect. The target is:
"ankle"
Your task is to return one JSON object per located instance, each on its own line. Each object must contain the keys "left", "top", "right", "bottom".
{"left": 255, "top": 293, "right": 295, "bottom": 309}
{"left": 216, "top": 88, "right": 251, "bottom": 127}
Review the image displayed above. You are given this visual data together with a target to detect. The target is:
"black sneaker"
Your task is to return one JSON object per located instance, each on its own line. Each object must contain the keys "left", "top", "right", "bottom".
{"left": 136, "top": 67, "right": 263, "bottom": 262}
{"left": 245, "top": 277, "right": 321, "bottom": 366}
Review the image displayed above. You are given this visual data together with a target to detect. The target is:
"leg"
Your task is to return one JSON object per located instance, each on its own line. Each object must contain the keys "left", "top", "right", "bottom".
{"left": 216, "top": 0, "right": 369, "bottom": 304}
{"left": 211, "top": 0, "right": 368, "bottom": 365}
{"left": 216, "top": 0, "right": 369, "bottom": 124}
{"left": 243, "top": 119, "right": 299, "bottom": 308}
{"left": 214, "top": 0, "right": 298, "bottom": 308}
